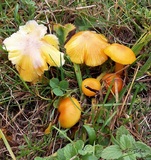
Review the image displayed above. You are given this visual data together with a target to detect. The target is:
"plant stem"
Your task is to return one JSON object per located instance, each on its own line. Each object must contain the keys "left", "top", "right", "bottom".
{"left": 52, "top": 126, "right": 73, "bottom": 143}
{"left": 73, "top": 63, "right": 82, "bottom": 94}
{"left": 115, "top": 63, "right": 124, "bottom": 75}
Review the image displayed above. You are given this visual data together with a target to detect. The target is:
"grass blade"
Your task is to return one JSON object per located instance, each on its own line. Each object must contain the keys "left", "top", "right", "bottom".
{"left": 0, "top": 129, "right": 16, "bottom": 160}
{"left": 132, "top": 31, "right": 151, "bottom": 56}
{"left": 136, "top": 52, "right": 151, "bottom": 78}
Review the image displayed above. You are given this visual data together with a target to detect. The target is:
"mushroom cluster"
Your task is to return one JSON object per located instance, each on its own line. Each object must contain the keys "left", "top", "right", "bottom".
{"left": 65, "top": 30, "right": 137, "bottom": 99}
{"left": 3, "top": 21, "right": 137, "bottom": 129}
{"left": 65, "top": 31, "right": 136, "bottom": 73}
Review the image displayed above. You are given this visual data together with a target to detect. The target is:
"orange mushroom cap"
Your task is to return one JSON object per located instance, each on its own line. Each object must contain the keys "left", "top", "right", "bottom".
{"left": 65, "top": 31, "right": 110, "bottom": 67}
{"left": 104, "top": 43, "right": 136, "bottom": 64}
{"left": 58, "top": 97, "right": 81, "bottom": 128}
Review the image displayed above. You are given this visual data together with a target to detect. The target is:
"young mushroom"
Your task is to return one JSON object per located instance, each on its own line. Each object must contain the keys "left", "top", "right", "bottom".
{"left": 58, "top": 97, "right": 81, "bottom": 128}
{"left": 102, "top": 73, "right": 123, "bottom": 94}
{"left": 65, "top": 31, "right": 110, "bottom": 67}
{"left": 82, "top": 78, "right": 101, "bottom": 97}
{"left": 104, "top": 43, "right": 136, "bottom": 75}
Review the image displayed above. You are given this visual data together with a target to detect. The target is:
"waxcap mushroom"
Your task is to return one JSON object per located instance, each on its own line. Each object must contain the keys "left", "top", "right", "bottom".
{"left": 104, "top": 43, "right": 136, "bottom": 65}
{"left": 65, "top": 31, "right": 110, "bottom": 67}
{"left": 3, "top": 20, "right": 65, "bottom": 83}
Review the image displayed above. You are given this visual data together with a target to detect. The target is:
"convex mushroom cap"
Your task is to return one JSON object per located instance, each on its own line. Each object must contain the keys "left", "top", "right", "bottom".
{"left": 104, "top": 43, "right": 136, "bottom": 65}
{"left": 58, "top": 97, "right": 81, "bottom": 128}
{"left": 65, "top": 31, "right": 110, "bottom": 67}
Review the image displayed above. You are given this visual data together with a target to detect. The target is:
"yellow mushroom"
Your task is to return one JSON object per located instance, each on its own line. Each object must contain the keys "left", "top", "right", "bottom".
{"left": 104, "top": 43, "right": 136, "bottom": 75}
{"left": 65, "top": 31, "right": 110, "bottom": 67}
{"left": 58, "top": 97, "right": 81, "bottom": 128}
{"left": 3, "top": 20, "right": 65, "bottom": 83}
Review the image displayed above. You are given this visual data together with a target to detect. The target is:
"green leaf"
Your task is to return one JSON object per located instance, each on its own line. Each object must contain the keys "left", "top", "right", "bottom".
{"left": 82, "top": 154, "right": 98, "bottom": 160}
{"left": 101, "top": 145, "right": 123, "bottom": 159}
{"left": 57, "top": 140, "right": 84, "bottom": 160}
{"left": 122, "top": 153, "right": 136, "bottom": 160}
{"left": 78, "top": 145, "right": 93, "bottom": 156}
{"left": 146, "top": 155, "right": 151, "bottom": 160}
{"left": 57, "top": 147, "right": 66, "bottom": 160}
{"left": 134, "top": 141, "right": 151, "bottom": 158}
{"left": 52, "top": 88, "right": 64, "bottom": 96}
{"left": 53, "top": 23, "right": 76, "bottom": 46}
{"left": 53, "top": 98, "right": 60, "bottom": 108}
{"left": 34, "top": 157, "right": 56, "bottom": 160}
{"left": 59, "top": 80, "right": 69, "bottom": 90}
{"left": 74, "top": 140, "right": 84, "bottom": 151}
{"left": 95, "top": 145, "right": 103, "bottom": 158}
{"left": 119, "top": 134, "right": 135, "bottom": 150}
{"left": 116, "top": 126, "right": 130, "bottom": 142}
{"left": 74, "top": 15, "right": 97, "bottom": 31}
{"left": 111, "top": 134, "right": 120, "bottom": 145}
{"left": 49, "top": 78, "right": 59, "bottom": 89}
{"left": 64, "top": 143, "right": 77, "bottom": 159}
{"left": 83, "top": 125, "right": 96, "bottom": 145}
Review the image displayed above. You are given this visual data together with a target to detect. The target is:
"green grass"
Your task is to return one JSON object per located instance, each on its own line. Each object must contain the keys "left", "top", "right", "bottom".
{"left": 0, "top": 0, "right": 151, "bottom": 160}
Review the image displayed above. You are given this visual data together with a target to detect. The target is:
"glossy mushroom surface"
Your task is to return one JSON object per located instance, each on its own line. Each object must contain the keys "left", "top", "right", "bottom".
{"left": 65, "top": 31, "right": 110, "bottom": 66}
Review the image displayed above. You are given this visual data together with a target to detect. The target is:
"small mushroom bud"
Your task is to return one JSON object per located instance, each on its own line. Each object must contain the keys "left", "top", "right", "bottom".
{"left": 82, "top": 78, "right": 101, "bottom": 97}
{"left": 102, "top": 73, "right": 123, "bottom": 93}
{"left": 58, "top": 97, "right": 81, "bottom": 128}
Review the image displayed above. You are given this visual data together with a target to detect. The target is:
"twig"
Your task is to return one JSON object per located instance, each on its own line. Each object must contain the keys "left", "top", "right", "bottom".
{"left": 37, "top": 5, "right": 96, "bottom": 14}
{"left": 119, "top": 65, "right": 139, "bottom": 116}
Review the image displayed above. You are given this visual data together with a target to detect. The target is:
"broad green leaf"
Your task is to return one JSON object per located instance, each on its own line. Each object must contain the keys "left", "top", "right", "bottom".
{"left": 101, "top": 145, "right": 123, "bottom": 159}
{"left": 59, "top": 80, "right": 69, "bottom": 90}
{"left": 145, "top": 155, "right": 151, "bottom": 160}
{"left": 57, "top": 140, "right": 84, "bottom": 160}
{"left": 83, "top": 125, "right": 96, "bottom": 145}
{"left": 49, "top": 78, "right": 59, "bottom": 89}
{"left": 95, "top": 145, "right": 103, "bottom": 158}
{"left": 52, "top": 88, "right": 64, "bottom": 96}
{"left": 84, "top": 145, "right": 94, "bottom": 153}
{"left": 74, "top": 140, "right": 84, "bottom": 151}
{"left": 64, "top": 143, "right": 77, "bottom": 159}
{"left": 57, "top": 147, "right": 66, "bottom": 160}
{"left": 53, "top": 23, "right": 76, "bottom": 45}
{"left": 78, "top": 145, "right": 93, "bottom": 156}
{"left": 82, "top": 154, "right": 98, "bottom": 160}
{"left": 119, "top": 134, "right": 135, "bottom": 150}
{"left": 116, "top": 126, "right": 130, "bottom": 142}
{"left": 134, "top": 141, "right": 151, "bottom": 158}
{"left": 122, "top": 153, "right": 136, "bottom": 160}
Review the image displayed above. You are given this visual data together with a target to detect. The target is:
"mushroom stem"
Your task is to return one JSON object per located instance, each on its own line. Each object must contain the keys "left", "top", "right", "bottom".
{"left": 115, "top": 63, "right": 124, "bottom": 75}
{"left": 73, "top": 63, "right": 82, "bottom": 94}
